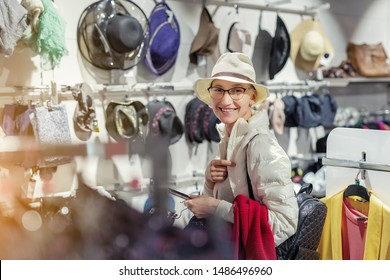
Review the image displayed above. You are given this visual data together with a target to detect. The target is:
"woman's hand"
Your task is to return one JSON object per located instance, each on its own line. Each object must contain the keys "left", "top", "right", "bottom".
{"left": 184, "top": 195, "right": 220, "bottom": 219}
{"left": 205, "top": 159, "right": 236, "bottom": 188}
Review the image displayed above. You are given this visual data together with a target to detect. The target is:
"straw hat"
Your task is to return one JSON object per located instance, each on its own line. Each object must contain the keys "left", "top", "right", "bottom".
{"left": 290, "top": 19, "right": 334, "bottom": 72}
{"left": 194, "top": 52, "right": 269, "bottom": 107}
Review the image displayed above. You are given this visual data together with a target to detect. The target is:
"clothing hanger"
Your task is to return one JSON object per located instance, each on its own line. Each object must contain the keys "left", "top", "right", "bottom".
{"left": 343, "top": 170, "right": 370, "bottom": 202}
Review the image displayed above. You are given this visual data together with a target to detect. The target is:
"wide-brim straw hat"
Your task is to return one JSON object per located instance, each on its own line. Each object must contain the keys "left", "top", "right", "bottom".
{"left": 194, "top": 52, "right": 269, "bottom": 107}
{"left": 290, "top": 19, "right": 334, "bottom": 72}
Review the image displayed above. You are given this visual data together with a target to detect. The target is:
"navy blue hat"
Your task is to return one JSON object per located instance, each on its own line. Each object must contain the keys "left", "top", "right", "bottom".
{"left": 145, "top": 2, "right": 180, "bottom": 76}
{"left": 282, "top": 95, "right": 301, "bottom": 127}
{"left": 298, "top": 95, "right": 322, "bottom": 128}
{"left": 319, "top": 93, "right": 338, "bottom": 128}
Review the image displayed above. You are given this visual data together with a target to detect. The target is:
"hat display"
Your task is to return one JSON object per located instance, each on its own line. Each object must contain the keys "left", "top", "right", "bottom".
{"left": 251, "top": 22, "right": 273, "bottom": 83}
{"left": 105, "top": 100, "right": 149, "bottom": 141}
{"left": 189, "top": 7, "right": 219, "bottom": 64}
{"left": 146, "top": 99, "right": 184, "bottom": 146}
{"left": 145, "top": 2, "right": 180, "bottom": 76}
{"left": 194, "top": 52, "right": 269, "bottom": 107}
{"left": 290, "top": 19, "right": 334, "bottom": 72}
{"left": 269, "top": 15, "right": 291, "bottom": 80}
{"left": 219, "top": 11, "right": 251, "bottom": 56}
{"left": 77, "top": 0, "right": 149, "bottom": 70}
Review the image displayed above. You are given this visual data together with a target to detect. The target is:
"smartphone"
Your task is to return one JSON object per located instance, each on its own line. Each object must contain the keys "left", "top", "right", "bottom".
{"left": 168, "top": 188, "right": 190, "bottom": 200}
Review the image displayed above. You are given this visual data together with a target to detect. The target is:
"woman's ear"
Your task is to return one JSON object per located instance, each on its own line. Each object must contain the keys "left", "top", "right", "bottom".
{"left": 250, "top": 92, "right": 257, "bottom": 106}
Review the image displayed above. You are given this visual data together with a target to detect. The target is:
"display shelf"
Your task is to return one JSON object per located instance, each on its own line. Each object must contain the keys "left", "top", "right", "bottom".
{"left": 324, "top": 77, "right": 390, "bottom": 87}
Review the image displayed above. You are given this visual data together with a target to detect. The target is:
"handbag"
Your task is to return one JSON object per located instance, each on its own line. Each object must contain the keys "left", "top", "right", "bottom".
{"left": 347, "top": 42, "right": 390, "bottom": 77}
{"left": 29, "top": 103, "right": 73, "bottom": 168}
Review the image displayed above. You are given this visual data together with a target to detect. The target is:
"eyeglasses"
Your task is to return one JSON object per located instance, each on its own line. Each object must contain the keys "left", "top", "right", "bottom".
{"left": 208, "top": 86, "right": 253, "bottom": 101}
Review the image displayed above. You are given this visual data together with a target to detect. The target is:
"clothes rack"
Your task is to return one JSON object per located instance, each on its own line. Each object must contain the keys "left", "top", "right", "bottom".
{"left": 322, "top": 157, "right": 390, "bottom": 173}
{"left": 265, "top": 80, "right": 329, "bottom": 93}
{"left": 169, "top": 0, "right": 330, "bottom": 16}
{"left": 324, "top": 127, "right": 390, "bottom": 207}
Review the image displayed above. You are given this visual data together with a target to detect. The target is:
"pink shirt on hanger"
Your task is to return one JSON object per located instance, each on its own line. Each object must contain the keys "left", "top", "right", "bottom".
{"left": 341, "top": 198, "right": 368, "bottom": 260}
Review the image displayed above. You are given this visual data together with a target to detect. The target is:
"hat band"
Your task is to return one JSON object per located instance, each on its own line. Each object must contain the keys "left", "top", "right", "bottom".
{"left": 212, "top": 72, "right": 254, "bottom": 83}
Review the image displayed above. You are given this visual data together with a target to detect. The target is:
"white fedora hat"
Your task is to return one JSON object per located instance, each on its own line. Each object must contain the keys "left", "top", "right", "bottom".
{"left": 194, "top": 52, "right": 269, "bottom": 107}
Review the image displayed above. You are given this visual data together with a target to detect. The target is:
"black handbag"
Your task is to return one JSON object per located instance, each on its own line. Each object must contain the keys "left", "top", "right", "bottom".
{"left": 274, "top": 184, "right": 327, "bottom": 260}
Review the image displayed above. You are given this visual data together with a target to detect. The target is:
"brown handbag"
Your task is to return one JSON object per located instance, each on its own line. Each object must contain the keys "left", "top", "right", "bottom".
{"left": 347, "top": 42, "right": 390, "bottom": 77}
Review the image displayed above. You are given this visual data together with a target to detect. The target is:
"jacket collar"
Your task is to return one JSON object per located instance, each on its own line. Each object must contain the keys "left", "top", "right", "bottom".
{"left": 217, "top": 109, "right": 269, "bottom": 142}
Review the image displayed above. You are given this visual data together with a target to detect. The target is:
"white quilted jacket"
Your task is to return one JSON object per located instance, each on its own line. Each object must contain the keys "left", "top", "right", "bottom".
{"left": 203, "top": 109, "right": 298, "bottom": 246}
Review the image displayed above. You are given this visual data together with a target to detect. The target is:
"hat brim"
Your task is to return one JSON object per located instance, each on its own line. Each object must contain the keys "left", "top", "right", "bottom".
{"left": 290, "top": 19, "right": 334, "bottom": 72}
{"left": 194, "top": 76, "right": 269, "bottom": 107}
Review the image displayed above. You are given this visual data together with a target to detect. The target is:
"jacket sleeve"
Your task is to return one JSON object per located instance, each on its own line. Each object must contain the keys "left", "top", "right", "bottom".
{"left": 247, "top": 132, "right": 299, "bottom": 246}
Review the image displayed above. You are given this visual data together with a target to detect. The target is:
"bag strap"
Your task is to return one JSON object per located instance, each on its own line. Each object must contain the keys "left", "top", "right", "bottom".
{"left": 246, "top": 134, "right": 259, "bottom": 200}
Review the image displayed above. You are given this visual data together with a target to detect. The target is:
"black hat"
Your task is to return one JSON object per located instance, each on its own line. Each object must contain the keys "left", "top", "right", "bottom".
{"left": 77, "top": 0, "right": 150, "bottom": 70}
{"left": 269, "top": 15, "right": 291, "bottom": 80}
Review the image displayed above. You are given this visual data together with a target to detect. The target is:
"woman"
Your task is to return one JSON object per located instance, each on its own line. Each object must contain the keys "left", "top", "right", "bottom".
{"left": 184, "top": 52, "right": 298, "bottom": 253}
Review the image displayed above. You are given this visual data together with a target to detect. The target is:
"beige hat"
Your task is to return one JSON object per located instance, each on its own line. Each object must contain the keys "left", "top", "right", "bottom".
{"left": 194, "top": 52, "right": 269, "bottom": 106}
{"left": 290, "top": 19, "right": 334, "bottom": 72}
{"left": 189, "top": 7, "right": 219, "bottom": 65}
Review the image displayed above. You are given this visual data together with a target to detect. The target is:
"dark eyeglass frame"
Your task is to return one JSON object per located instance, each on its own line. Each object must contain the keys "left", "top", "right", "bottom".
{"left": 207, "top": 86, "right": 254, "bottom": 101}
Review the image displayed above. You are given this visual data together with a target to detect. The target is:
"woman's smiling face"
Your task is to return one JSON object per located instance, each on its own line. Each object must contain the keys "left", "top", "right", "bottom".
{"left": 209, "top": 79, "right": 256, "bottom": 134}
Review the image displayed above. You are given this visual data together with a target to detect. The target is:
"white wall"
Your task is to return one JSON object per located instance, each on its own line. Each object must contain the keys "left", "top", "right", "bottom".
{"left": 1, "top": 0, "right": 390, "bottom": 209}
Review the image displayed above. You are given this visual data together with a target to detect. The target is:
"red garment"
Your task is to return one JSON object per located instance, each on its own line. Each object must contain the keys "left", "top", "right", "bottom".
{"left": 232, "top": 194, "right": 276, "bottom": 260}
